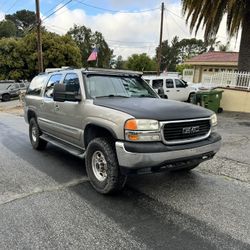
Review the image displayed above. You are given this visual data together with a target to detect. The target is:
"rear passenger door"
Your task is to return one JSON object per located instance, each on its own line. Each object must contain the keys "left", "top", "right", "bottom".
{"left": 52, "top": 73, "right": 84, "bottom": 147}
{"left": 38, "top": 74, "right": 63, "bottom": 135}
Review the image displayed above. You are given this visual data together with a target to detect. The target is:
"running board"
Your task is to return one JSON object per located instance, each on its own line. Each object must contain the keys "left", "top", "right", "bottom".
{"left": 40, "top": 134, "right": 85, "bottom": 158}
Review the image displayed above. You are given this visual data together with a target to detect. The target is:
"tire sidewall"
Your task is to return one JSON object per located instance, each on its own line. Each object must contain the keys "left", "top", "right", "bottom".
{"left": 29, "top": 118, "right": 40, "bottom": 149}
{"left": 85, "top": 138, "right": 122, "bottom": 194}
{"left": 2, "top": 94, "right": 10, "bottom": 102}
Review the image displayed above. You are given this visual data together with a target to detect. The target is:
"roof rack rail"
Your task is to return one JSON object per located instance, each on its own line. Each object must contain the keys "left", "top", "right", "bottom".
{"left": 83, "top": 67, "right": 143, "bottom": 75}
{"left": 45, "top": 66, "right": 74, "bottom": 73}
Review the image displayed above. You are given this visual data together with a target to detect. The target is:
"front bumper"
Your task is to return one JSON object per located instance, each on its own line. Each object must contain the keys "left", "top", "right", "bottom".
{"left": 116, "top": 133, "right": 221, "bottom": 172}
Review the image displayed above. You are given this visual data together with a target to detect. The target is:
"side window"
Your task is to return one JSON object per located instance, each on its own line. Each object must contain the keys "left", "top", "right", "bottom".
{"left": 26, "top": 75, "right": 47, "bottom": 96}
{"left": 175, "top": 79, "right": 186, "bottom": 88}
{"left": 20, "top": 83, "right": 25, "bottom": 88}
{"left": 63, "top": 73, "right": 80, "bottom": 93}
{"left": 152, "top": 79, "right": 163, "bottom": 89}
{"left": 166, "top": 79, "right": 174, "bottom": 88}
{"left": 44, "top": 74, "right": 62, "bottom": 98}
{"left": 14, "top": 83, "right": 19, "bottom": 89}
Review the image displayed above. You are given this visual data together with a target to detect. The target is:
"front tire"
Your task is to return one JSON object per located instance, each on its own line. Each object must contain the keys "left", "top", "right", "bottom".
{"left": 2, "top": 94, "right": 10, "bottom": 102}
{"left": 85, "top": 137, "right": 127, "bottom": 194}
{"left": 29, "top": 118, "right": 47, "bottom": 150}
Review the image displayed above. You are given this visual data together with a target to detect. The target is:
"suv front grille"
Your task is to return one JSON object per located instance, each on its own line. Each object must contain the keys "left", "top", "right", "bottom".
{"left": 162, "top": 118, "right": 211, "bottom": 144}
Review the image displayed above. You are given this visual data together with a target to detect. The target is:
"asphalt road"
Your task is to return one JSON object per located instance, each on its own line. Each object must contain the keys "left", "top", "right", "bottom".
{"left": 0, "top": 112, "right": 249, "bottom": 249}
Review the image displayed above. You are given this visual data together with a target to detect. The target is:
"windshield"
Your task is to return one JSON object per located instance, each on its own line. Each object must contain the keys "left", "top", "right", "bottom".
{"left": 0, "top": 84, "right": 11, "bottom": 90}
{"left": 85, "top": 75, "right": 157, "bottom": 98}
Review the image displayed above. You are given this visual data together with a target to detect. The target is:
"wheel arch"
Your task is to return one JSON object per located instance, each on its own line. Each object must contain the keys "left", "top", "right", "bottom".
{"left": 84, "top": 124, "right": 117, "bottom": 148}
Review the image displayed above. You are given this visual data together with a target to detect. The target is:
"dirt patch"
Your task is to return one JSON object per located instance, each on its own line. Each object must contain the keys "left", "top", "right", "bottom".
{"left": 0, "top": 102, "right": 24, "bottom": 116}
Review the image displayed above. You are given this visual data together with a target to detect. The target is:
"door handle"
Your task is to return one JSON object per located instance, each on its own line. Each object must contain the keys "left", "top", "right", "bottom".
{"left": 176, "top": 90, "right": 180, "bottom": 92}
{"left": 40, "top": 100, "right": 44, "bottom": 107}
{"left": 55, "top": 104, "right": 60, "bottom": 111}
{"left": 166, "top": 90, "right": 170, "bottom": 92}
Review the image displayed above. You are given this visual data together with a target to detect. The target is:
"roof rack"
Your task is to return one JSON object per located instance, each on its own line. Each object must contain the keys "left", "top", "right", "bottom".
{"left": 45, "top": 66, "right": 74, "bottom": 73}
{"left": 83, "top": 67, "right": 143, "bottom": 75}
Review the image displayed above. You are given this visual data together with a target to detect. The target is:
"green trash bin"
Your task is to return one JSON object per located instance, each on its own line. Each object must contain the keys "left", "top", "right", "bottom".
{"left": 195, "top": 90, "right": 223, "bottom": 113}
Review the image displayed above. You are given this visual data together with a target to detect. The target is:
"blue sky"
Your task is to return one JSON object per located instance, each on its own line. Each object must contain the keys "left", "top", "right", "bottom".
{"left": 0, "top": 0, "right": 180, "bottom": 16}
{"left": 0, "top": 0, "right": 239, "bottom": 58}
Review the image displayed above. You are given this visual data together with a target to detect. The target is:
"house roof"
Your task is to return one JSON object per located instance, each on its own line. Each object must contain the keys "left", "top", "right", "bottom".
{"left": 186, "top": 51, "right": 239, "bottom": 66}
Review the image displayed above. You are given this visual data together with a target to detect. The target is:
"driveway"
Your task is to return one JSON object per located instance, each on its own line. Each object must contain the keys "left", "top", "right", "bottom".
{"left": 0, "top": 112, "right": 249, "bottom": 249}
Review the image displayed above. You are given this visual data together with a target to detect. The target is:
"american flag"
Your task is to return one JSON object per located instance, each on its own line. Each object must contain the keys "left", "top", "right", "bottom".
{"left": 87, "top": 48, "right": 98, "bottom": 62}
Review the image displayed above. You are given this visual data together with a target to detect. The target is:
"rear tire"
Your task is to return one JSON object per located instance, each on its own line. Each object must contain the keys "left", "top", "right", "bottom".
{"left": 2, "top": 94, "right": 10, "bottom": 102}
{"left": 85, "top": 137, "right": 127, "bottom": 194}
{"left": 29, "top": 118, "right": 47, "bottom": 150}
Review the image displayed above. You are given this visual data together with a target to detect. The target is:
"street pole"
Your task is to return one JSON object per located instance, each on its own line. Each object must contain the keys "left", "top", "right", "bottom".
{"left": 35, "top": 0, "right": 43, "bottom": 72}
{"left": 157, "top": 2, "right": 164, "bottom": 76}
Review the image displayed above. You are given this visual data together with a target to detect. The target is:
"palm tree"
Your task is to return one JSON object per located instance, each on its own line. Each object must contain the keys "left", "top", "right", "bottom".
{"left": 182, "top": 0, "right": 250, "bottom": 71}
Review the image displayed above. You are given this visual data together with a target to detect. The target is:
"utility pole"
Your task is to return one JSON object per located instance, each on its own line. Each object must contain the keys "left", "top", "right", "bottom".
{"left": 35, "top": 0, "right": 43, "bottom": 72}
{"left": 157, "top": 2, "right": 164, "bottom": 75}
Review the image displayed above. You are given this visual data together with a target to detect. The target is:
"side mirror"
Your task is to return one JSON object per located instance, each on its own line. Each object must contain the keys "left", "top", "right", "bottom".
{"left": 157, "top": 87, "right": 165, "bottom": 98}
{"left": 53, "top": 84, "right": 81, "bottom": 102}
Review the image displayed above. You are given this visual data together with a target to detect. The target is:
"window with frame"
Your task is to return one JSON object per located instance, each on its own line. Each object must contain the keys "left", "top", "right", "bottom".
{"left": 152, "top": 79, "right": 163, "bottom": 89}
{"left": 165, "top": 79, "right": 174, "bottom": 88}
{"left": 63, "top": 73, "right": 80, "bottom": 93}
{"left": 26, "top": 75, "right": 47, "bottom": 96}
{"left": 45, "top": 74, "right": 62, "bottom": 98}
{"left": 175, "top": 79, "right": 186, "bottom": 88}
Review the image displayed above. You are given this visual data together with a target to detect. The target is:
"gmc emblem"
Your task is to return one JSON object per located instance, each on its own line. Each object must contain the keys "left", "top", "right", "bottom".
{"left": 182, "top": 126, "right": 200, "bottom": 134}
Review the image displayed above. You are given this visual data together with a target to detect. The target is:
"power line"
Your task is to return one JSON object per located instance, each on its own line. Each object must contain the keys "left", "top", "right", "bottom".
{"left": 5, "top": 0, "right": 19, "bottom": 13}
{"left": 167, "top": 10, "right": 191, "bottom": 37}
{"left": 42, "top": 0, "right": 73, "bottom": 22}
{"left": 74, "top": 0, "right": 160, "bottom": 14}
{"left": 43, "top": 0, "right": 69, "bottom": 16}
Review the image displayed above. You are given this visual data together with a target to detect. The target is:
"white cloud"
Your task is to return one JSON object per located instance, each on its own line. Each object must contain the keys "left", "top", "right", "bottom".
{"left": 42, "top": 2, "right": 241, "bottom": 59}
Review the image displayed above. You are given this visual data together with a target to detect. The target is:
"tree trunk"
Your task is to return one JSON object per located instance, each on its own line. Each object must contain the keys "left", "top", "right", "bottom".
{"left": 238, "top": 2, "right": 250, "bottom": 72}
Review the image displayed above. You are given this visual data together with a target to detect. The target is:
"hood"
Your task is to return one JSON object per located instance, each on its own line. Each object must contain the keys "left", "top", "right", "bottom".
{"left": 93, "top": 97, "right": 213, "bottom": 121}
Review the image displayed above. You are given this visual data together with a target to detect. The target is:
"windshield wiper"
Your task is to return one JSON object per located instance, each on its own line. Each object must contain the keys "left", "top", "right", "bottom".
{"left": 133, "top": 94, "right": 156, "bottom": 98}
{"left": 95, "top": 95, "right": 129, "bottom": 98}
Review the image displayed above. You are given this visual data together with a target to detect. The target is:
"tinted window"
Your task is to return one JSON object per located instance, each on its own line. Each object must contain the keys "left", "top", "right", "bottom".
{"left": 45, "top": 74, "right": 62, "bottom": 98}
{"left": 152, "top": 79, "right": 163, "bottom": 89}
{"left": 14, "top": 83, "right": 19, "bottom": 89}
{"left": 166, "top": 79, "right": 174, "bottom": 88}
{"left": 175, "top": 79, "right": 186, "bottom": 88}
{"left": 86, "top": 75, "right": 157, "bottom": 98}
{"left": 20, "top": 83, "right": 25, "bottom": 88}
{"left": 26, "top": 75, "right": 47, "bottom": 96}
{"left": 63, "top": 73, "right": 80, "bottom": 93}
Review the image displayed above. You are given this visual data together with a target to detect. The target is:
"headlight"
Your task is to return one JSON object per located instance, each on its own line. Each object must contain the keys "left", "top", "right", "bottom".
{"left": 124, "top": 119, "right": 161, "bottom": 141}
{"left": 210, "top": 114, "right": 217, "bottom": 127}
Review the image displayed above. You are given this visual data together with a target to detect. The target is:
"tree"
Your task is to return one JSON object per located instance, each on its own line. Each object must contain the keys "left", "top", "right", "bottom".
{"left": 219, "top": 42, "right": 230, "bottom": 52}
{"left": 113, "top": 55, "right": 125, "bottom": 69}
{"left": 0, "top": 20, "right": 17, "bottom": 38}
{"left": 126, "top": 53, "right": 157, "bottom": 71}
{"left": 0, "top": 31, "right": 82, "bottom": 80}
{"left": 156, "top": 36, "right": 205, "bottom": 71}
{"left": 156, "top": 36, "right": 180, "bottom": 72}
{"left": 205, "top": 37, "right": 221, "bottom": 52}
{"left": 5, "top": 10, "right": 36, "bottom": 37}
{"left": 177, "top": 38, "right": 206, "bottom": 63}
{"left": 67, "top": 25, "right": 113, "bottom": 68}
{"left": 182, "top": 0, "right": 250, "bottom": 71}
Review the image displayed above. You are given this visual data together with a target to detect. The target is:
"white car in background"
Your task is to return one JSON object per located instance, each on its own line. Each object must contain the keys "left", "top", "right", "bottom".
{"left": 143, "top": 75, "right": 197, "bottom": 102}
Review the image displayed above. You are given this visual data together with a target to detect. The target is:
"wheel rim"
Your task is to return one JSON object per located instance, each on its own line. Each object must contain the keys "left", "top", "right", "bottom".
{"left": 91, "top": 151, "right": 108, "bottom": 182}
{"left": 31, "top": 126, "right": 37, "bottom": 142}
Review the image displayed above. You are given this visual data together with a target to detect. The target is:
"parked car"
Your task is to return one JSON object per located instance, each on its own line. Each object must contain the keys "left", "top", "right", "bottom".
{"left": 143, "top": 75, "right": 197, "bottom": 102}
{"left": 0, "top": 83, "right": 22, "bottom": 102}
{"left": 24, "top": 68, "right": 221, "bottom": 194}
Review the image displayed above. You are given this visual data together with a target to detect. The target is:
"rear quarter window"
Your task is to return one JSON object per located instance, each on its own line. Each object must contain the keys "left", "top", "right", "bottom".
{"left": 26, "top": 75, "right": 47, "bottom": 96}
